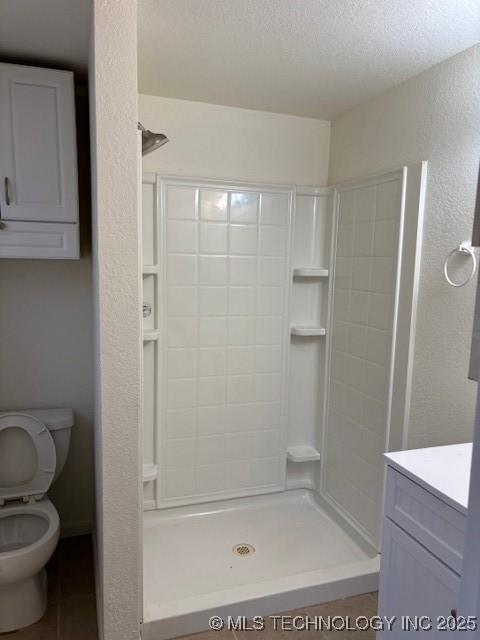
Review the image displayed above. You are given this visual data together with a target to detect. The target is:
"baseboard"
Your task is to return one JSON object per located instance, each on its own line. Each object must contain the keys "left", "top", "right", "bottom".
{"left": 60, "top": 519, "right": 93, "bottom": 538}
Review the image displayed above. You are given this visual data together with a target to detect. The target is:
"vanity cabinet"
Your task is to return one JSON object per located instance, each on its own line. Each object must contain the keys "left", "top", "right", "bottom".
{"left": 378, "top": 452, "right": 469, "bottom": 638}
{"left": 0, "top": 63, "right": 79, "bottom": 258}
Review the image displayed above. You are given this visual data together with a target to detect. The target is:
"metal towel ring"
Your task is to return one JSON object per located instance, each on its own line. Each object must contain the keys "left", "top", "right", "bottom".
{"left": 444, "top": 242, "right": 477, "bottom": 287}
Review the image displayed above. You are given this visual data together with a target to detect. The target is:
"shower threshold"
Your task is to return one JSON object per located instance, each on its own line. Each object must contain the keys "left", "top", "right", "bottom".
{"left": 142, "top": 489, "right": 379, "bottom": 640}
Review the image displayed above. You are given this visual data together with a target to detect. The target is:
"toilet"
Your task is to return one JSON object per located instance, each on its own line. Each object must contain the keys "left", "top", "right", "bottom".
{"left": 0, "top": 408, "right": 73, "bottom": 633}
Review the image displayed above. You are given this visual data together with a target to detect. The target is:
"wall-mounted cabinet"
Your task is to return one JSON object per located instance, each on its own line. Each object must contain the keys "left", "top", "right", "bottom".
{"left": 0, "top": 63, "right": 79, "bottom": 259}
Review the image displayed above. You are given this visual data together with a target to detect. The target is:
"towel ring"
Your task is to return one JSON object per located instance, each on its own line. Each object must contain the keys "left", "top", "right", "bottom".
{"left": 444, "top": 242, "right": 477, "bottom": 287}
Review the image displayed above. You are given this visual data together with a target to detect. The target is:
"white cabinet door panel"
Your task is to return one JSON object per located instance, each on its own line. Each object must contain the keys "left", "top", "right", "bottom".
{"left": 0, "top": 220, "right": 79, "bottom": 259}
{"left": 0, "top": 63, "right": 78, "bottom": 223}
{"left": 384, "top": 467, "right": 465, "bottom": 573}
{"left": 378, "top": 519, "right": 460, "bottom": 637}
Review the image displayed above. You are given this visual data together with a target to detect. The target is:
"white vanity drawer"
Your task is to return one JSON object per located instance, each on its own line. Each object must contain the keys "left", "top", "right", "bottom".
{"left": 384, "top": 466, "right": 466, "bottom": 574}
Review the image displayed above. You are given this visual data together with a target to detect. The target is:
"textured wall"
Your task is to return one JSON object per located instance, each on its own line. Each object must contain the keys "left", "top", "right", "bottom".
{"left": 329, "top": 45, "right": 480, "bottom": 449}
{"left": 139, "top": 94, "right": 330, "bottom": 186}
{"left": 0, "top": 88, "right": 94, "bottom": 536}
{"left": 89, "top": 1, "right": 141, "bottom": 638}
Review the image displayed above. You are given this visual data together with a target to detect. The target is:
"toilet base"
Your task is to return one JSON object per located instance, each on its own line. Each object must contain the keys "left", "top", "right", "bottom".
{"left": 0, "top": 568, "right": 47, "bottom": 633}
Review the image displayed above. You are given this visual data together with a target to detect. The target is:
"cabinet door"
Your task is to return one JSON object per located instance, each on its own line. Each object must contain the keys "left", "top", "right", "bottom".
{"left": 0, "top": 220, "right": 79, "bottom": 259}
{"left": 0, "top": 63, "right": 78, "bottom": 223}
{"left": 378, "top": 519, "right": 460, "bottom": 637}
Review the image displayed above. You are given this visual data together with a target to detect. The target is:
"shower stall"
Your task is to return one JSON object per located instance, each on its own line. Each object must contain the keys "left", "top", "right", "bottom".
{"left": 140, "top": 165, "right": 426, "bottom": 638}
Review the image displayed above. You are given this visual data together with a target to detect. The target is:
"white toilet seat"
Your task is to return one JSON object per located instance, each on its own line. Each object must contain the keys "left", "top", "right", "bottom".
{"left": 0, "top": 498, "right": 59, "bottom": 585}
{"left": 0, "top": 407, "right": 72, "bottom": 633}
{"left": 0, "top": 413, "right": 56, "bottom": 503}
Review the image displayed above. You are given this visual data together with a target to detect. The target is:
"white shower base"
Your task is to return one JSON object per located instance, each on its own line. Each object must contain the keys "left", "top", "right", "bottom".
{"left": 142, "top": 489, "right": 379, "bottom": 639}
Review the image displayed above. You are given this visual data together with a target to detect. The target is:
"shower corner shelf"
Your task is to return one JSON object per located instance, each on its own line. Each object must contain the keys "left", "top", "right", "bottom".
{"left": 291, "top": 325, "right": 326, "bottom": 337}
{"left": 143, "top": 463, "right": 158, "bottom": 483}
{"left": 143, "top": 330, "right": 159, "bottom": 342}
{"left": 143, "top": 264, "right": 159, "bottom": 275}
{"left": 293, "top": 267, "right": 329, "bottom": 278}
{"left": 287, "top": 446, "right": 320, "bottom": 463}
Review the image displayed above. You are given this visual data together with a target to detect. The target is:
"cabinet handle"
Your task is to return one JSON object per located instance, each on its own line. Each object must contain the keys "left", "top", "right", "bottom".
{"left": 4, "top": 177, "right": 11, "bottom": 206}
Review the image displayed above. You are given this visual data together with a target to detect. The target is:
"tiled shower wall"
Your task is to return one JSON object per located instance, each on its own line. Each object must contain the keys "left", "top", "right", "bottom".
{"left": 324, "top": 175, "right": 402, "bottom": 547}
{"left": 158, "top": 181, "right": 292, "bottom": 507}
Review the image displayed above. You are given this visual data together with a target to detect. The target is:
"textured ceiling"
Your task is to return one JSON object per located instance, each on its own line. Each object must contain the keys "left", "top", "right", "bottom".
{"left": 0, "top": 0, "right": 91, "bottom": 77}
{"left": 138, "top": 0, "right": 480, "bottom": 119}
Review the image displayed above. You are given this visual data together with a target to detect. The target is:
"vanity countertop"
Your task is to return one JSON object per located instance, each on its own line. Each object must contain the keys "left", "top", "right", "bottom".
{"left": 385, "top": 443, "right": 472, "bottom": 515}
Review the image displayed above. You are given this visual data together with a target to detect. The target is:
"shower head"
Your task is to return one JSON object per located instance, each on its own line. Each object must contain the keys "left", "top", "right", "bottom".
{"left": 138, "top": 122, "right": 169, "bottom": 156}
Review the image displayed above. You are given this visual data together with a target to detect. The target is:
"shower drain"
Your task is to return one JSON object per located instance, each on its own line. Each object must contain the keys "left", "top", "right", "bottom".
{"left": 232, "top": 543, "right": 255, "bottom": 556}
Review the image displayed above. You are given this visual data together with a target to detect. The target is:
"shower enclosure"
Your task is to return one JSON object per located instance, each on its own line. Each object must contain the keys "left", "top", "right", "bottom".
{"left": 140, "top": 165, "right": 426, "bottom": 639}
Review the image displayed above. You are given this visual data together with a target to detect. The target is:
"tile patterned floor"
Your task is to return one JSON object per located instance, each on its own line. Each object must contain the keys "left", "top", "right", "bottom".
{"left": 178, "top": 593, "right": 378, "bottom": 640}
{"left": 2, "top": 535, "right": 98, "bottom": 640}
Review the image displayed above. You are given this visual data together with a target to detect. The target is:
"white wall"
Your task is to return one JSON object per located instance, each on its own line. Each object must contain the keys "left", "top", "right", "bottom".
{"left": 0, "top": 258, "right": 93, "bottom": 532}
{"left": 0, "top": 90, "right": 94, "bottom": 537}
{"left": 139, "top": 94, "right": 330, "bottom": 186}
{"left": 89, "top": 1, "right": 141, "bottom": 638}
{"left": 329, "top": 45, "right": 480, "bottom": 449}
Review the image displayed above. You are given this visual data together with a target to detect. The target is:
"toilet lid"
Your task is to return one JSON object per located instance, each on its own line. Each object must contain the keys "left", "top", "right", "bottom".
{"left": 0, "top": 413, "right": 56, "bottom": 502}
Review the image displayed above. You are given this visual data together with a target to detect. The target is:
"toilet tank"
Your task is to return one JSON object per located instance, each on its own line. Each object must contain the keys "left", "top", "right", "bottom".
{"left": 21, "top": 408, "right": 74, "bottom": 483}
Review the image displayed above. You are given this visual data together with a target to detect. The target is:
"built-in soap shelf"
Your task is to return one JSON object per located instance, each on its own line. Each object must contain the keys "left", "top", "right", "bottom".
{"left": 287, "top": 446, "right": 320, "bottom": 463}
{"left": 143, "top": 330, "right": 159, "bottom": 342}
{"left": 291, "top": 268, "right": 327, "bottom": 337}
{"left": 143, "top": 463, "right": 158, "bottom": 483}
{"left": 293, "top": 267, "right": 329, "bottom": 278}
{"left": 291, "top": 325, "right": 326, "bottom": 337}
{"left": 143, "top": 265, "right": 158, "bottom": 274}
